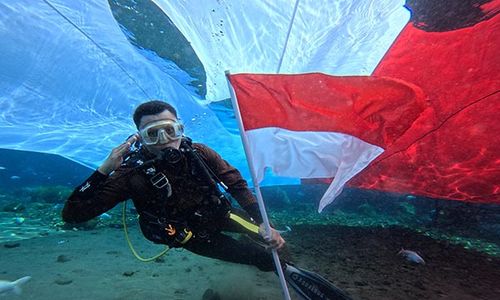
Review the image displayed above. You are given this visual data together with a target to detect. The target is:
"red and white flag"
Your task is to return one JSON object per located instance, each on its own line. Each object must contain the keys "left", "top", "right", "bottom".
{"left": 349, "top": 10, "right": 500, "bottom": 204}
{"left": 228, "top": 73, "right": 428, "bottom": 212}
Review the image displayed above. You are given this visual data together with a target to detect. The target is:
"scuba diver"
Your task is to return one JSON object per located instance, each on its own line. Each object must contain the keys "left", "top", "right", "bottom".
{"left": 62, "top": 100, "right": 351, "bottom": 300}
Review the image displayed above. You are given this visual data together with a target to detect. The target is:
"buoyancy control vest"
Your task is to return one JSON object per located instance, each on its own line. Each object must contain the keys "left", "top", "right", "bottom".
{"left": 122, "top": 137, "right": 231, "bottom": 246}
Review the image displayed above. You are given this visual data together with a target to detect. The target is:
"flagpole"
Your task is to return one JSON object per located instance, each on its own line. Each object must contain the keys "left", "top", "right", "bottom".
{"left": 225, "top": 70, "right": 292, "bottom": 300}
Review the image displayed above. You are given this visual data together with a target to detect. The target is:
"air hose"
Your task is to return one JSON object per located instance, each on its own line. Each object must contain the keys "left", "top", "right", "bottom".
{"left": 122, "top": 200, "right": 170, "bottom": 262}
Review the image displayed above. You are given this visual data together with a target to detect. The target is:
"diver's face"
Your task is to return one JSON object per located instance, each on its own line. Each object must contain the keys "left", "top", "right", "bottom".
{"left": 138, "top": 110, "right": 182, "bottom": 155}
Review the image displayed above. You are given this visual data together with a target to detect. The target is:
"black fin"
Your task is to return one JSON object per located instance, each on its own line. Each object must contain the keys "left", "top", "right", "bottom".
{"left": 284, "top": 264, "right": 352, "bottom": 300}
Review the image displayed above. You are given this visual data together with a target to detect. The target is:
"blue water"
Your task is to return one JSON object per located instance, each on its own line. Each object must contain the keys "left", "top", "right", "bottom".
{"left": 0, "top": 1, "right": 499, "bottom": 299}
{"left": 0, "top": 0, "right": 497, "bottom": 254}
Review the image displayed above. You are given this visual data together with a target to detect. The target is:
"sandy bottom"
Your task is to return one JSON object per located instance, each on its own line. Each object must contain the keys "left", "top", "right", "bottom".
{"left": 286, "top": 225, "right": 500, "bottom": 300}
{"left": 1, "top": 224, "right": 499, "bottom": 300}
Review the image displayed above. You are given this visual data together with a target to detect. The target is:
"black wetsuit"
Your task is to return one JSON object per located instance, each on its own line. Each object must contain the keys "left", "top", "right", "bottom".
{"left": 62, "top": 140, "right": 276, "bottom": 271}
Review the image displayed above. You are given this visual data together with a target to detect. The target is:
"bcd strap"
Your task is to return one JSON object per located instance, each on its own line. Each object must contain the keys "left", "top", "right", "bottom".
{"left": 181, "top": 138, "right": 229, "bottom": 198}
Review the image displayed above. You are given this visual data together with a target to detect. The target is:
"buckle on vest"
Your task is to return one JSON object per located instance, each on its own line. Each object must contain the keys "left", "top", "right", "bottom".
{"left": 150, "top": 172, "right": 172, "bottom": 195}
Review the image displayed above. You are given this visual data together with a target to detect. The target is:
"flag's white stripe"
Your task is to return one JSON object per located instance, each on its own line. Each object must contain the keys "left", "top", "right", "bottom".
{"left": 245, "top": 127, "right": 384, "bottom": 211}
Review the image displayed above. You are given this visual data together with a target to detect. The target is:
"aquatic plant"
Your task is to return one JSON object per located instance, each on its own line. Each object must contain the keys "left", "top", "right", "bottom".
{"left": 25, "top": 185, "right": 72, "bottom": 204}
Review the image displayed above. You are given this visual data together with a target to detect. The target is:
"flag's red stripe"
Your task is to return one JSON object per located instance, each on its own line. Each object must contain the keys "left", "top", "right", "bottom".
{"left": 351, "top": 13, "right": 500, "bottom": 203}
{"left": 229, "top": 74, "right": 427, "bottom": 148}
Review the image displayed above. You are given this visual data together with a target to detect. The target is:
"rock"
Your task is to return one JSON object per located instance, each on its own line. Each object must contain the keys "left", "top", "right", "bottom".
{"left": 202, "top": 289, "right": 221, "bottom": 300}
{"left": 174, "top": 288, "right": 187, "bottom": 295}
{"left": 4, "top": 242, "right": 21, "bottom": 248}
{"left": 54, "top": 278, "right": 73, "bottom": 285}
{"left": 154, "top": 257, "right": 165, "bottom": 263}
{"left": 354, "top": 281, "right": 368, "bottom": 286}
{"left": 123, "top": 271, "right": 135, "bottom": 277}
{"left": 56, "top": 255, "right": 71, "bottom": 263}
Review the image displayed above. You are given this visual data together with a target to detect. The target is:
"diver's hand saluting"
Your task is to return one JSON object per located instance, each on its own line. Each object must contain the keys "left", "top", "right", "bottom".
{"left": 97, "top": 134, "right": 139, "bottom": 175}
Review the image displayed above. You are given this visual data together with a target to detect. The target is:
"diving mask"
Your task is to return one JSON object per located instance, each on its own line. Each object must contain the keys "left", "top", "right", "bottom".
{"left": 139, "top": 120, "right": 184, "bottom": 145}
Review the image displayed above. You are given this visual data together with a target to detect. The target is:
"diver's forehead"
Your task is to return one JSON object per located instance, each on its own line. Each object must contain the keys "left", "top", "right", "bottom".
{"left": 139, "top": 110, "right": 177, "bottom": 129}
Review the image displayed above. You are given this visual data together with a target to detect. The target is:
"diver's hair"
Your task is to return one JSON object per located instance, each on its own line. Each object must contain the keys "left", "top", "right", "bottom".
{"left": 133, "top": 100, "right": 178, "bottom": 128}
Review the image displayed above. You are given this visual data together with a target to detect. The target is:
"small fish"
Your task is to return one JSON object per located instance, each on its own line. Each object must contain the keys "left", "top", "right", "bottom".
{"left": 10, "top": 175, "right": 21, "bottom": 180}
{"left": 0, "top": 276, "right": 31, "bottom": 296}
{"left": 398, "top": 248, "right": 425, "bottom": 264}
{"left": 0, "top": 166, "right": 6, "bottom": 170}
